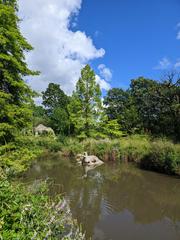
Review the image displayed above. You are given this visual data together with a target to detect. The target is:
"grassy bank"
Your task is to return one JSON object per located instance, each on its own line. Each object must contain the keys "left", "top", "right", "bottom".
{"left": 0, "top": 136, "right": 85, "bottom": 240}
{"left": 59, "top": 135, "right": 180, "bottom": 176}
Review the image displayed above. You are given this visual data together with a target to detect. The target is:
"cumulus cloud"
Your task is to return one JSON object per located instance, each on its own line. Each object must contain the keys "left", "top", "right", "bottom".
{"left": 95, "top": 75, "right": 111, "bottom": 91}
{"left": 98, "top": 64, "right": 112, "bottom": 82}
{"left": 18, "top": 0, "right": 108, "bottom": 94}
{"left": 154, "top": 57, "right": 171, "bottom": 70}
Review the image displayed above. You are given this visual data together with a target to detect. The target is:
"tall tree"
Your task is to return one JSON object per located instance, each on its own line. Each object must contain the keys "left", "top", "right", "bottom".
{"left": 68, "top": 65, "right": 102, "bottom": 137}
{"left": 42, "top": 83, "right": 69, "bottom": 114}
{"left": 0, "top": 0, "right": 37, "bottom": 144}
{"left": 104, "top": 88, "right": 129, "bottom": 120}
{"left": 42, "top": 83, "right": 70, "bottom": 135}
{"left": 104, "top": 88, "right": 140, "bottom": 133}
{"left": 130, "top": 77, "right": 161, "bottom": 133}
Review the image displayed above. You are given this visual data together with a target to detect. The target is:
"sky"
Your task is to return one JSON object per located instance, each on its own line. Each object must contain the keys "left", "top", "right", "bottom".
{"left": 19, "top": 0, "right": 180, "bottom": 98}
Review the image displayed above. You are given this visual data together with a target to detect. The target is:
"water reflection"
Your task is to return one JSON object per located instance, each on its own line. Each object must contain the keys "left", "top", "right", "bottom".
{"left": 22, "top": 152, "right": 180, "bottom": 240}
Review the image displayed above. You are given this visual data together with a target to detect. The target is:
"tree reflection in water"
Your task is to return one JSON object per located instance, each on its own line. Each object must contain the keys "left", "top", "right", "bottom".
{"left": 22, "top": 153, "right": 180, "bottom": 240}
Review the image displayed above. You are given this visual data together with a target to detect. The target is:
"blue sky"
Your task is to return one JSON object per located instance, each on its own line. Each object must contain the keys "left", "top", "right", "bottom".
{"left": 77, "top": 0, "right": 180, "bottom": 89}
{"left": 19, "top": 0, "right": 180, "bottom": 96}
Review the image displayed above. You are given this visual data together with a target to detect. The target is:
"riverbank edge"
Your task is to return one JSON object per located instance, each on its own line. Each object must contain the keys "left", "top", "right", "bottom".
{"left": 0, "top": 136, "right": 86, "bottom": 240}
{"left": 59, "top": 135, "right": 180, "bottom": 176}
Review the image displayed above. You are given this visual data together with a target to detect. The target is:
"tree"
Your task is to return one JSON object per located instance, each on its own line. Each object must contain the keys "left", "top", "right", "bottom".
{"left": 104, "top": 88, "right": 129, "bottom": 120}
{"left": 130, "top": 74, "right": 180, "bottom": 139}
{"left": 158, "top": 71, "right": 180, "bottom": 139}
{"left": 49, "top": 108, "right": 70, "bottom": 135}
{"left": 104, "top": 88, "right": 140, "bottom": 133}
{"left": 130, "top": 77, "right": 161, "bottom": 133}
{"left": 0, "top": 0, "right": 37, "bottom": 144}
{"left": 42, "top": 83, "right": 69, "bottom": 114}
{"left": 68, "top": 65, "right": 102, "bottom": 138}
{"left": 32, "top": 105, "right": 48, "bottom": 127}
{"left": 101, "top": 119, "right": 123, "bottom": 138}
{"left": 41, "top": 83, "right": 70, "bottom": 135}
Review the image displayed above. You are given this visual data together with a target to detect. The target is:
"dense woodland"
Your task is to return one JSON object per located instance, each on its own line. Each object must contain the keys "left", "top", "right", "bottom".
{"left": 0, "top": 0, "right": 180, "bottom": 239}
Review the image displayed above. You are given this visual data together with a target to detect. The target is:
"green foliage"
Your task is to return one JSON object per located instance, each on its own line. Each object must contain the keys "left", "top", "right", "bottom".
{"left": 104, "top": 88, "right": 129, "bottom": 120}
{"left": 101, "top": 119, "right": 123, "bottom": 138}
{"left": 42, "top": 83, "right": 69, "bottom": 113}
{"left": 119, "top": 135, "right": 151, "bottom": 162}
{"left": 140, "top": 140, "right": 180, "bottom": 175}
{"left": 104, "top": 88, "right": 141, "bottom": 134}
{"left": 41, "top": 83, "right": 70, "bottom": 135}
{"left": 104, "top": 73, "right": 180, "bottom": 140}
{"left": 0, "top": 0, "right": 38, "bottom": 144}
{"left": 0, "top": 136, "right": 42, "bottom": 176}
{"left": 49, "top": 107, "right": 70, "bottom": 135}
{"left": 68, "top": 65, "right": 102, "bottom": 137}
{"left": 0, "top": 180, "right": 85, "bottom": 240}
{"left": 35, "top": 136, "right": 62, "bottom": 152}
{"left": 32, "top": 105, "right": 48, "bottom": 127}
{"left": 60, "top": 137, "right": 84, "bottom": 157}
{"left": 60, "top": 135, "right": 180, "bottom": 175}
{"left": 130, "top": 74, "right": 180, "bottom": 139}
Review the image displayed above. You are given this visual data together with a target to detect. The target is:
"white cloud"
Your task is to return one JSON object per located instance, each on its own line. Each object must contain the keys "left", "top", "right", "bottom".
{"left": 19, "top": 0, "right": 108, "bottom": 94}
{"left": 174, "top": 60, "right": 180, "bottom": 68}
{"left": 98, "top": 64, "right": 112, "bottom": 82}
{"left": 95, "top": 75, "right": 111, "bottom": 91}
{"left": 154, "top": 57, "right": 171, "bottom": 70}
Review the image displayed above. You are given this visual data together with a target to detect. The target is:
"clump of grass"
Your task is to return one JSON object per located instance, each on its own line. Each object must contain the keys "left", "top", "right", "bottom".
{"left": 119, "top": 135, "right": 151, "bottom": 162}
{"left": 83, "top": 138, "right": 121, "bottom": 161}
{"left": 60, "top": 138, "right": 84, "bottom": 157}
{"left": 140, "top": 139, "right": 180, "bottom": 175}
{"left": 59, "top": 135, "right": 180, "bottom": 175}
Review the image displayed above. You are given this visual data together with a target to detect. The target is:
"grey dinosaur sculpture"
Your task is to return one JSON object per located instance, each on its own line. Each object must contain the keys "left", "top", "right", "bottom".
{"left": 34, "top": 124, "right": 55, "bottom": 136}
{"left": 76, "top": 152, "right": 104, "bottom": 166}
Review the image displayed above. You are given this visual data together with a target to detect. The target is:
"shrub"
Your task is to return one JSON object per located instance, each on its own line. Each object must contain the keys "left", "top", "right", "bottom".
{"left": 140, "top": 140, "right": 180, "bottom": 175}
{"left": 0, "top": 180, "right": 85, "bottom": 240}
{"left": 119, "top": 135, "right": 150, "bottom": 162}
{"left": 61, "top": 138, "right": 84, "bottom": 157}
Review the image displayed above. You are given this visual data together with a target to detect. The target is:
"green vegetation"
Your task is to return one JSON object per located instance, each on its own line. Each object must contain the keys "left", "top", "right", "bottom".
{"left": 0, "top": 179, "right": 85, "bottom": 240}
{"left": 0, "top": 0, "right": 38, "bottom": 145}
{"left": 59, "top": 136, "right": 180, "bottom": 175}
{"left": 104, "top": 75, "right": 180, "bottom": 139}
{"left": 0, "top": 135, "right": 85, "bottom": 239}
{"left": 0, "top": 0, "right": 179, "bottom": 238}
{"left": 0, "top": 1, "right": 84, "bottom": 239}
{"left": 68, "top": 64, "right": 102, "bottom": 139}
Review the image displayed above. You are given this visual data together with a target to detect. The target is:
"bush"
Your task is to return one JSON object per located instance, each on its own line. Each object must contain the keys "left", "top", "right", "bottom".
{"left": 140, "top": 140, "right": 180, "bottom": 175}
{"left": 60, "top": 138, "right": 84, "bottom": 156}
{"left": 0, "top": 180, "right": 85, "bottom": 240}
{"left": 119, "top": 135, "right": 150, "bottom": 162}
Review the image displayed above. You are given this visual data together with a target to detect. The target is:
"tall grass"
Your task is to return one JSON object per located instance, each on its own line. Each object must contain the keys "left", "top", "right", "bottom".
{"left": 60, "top": 135, "right": 180, "bottom": 175}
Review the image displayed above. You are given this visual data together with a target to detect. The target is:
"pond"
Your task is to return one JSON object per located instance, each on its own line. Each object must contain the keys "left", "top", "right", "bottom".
{"left": 22, "top": 152, "right": 180, "bottom": 240}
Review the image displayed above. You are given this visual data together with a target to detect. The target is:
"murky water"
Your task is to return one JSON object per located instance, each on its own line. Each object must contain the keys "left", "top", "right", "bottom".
{"left": 22, "top": 152, "right": 180, "bottom": 240}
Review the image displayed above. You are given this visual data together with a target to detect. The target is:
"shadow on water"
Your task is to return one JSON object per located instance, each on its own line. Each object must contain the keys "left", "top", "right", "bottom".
{"left": 21, "top": 152, "right": 180, "bottom": 240}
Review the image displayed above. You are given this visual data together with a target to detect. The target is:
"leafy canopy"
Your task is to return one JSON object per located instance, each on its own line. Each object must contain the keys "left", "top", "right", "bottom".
{"left": 68, "top": 64, "right": 102, "bottom": 138}
{"left": 0, "top": 0, "right": 38, "bottom": 143}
